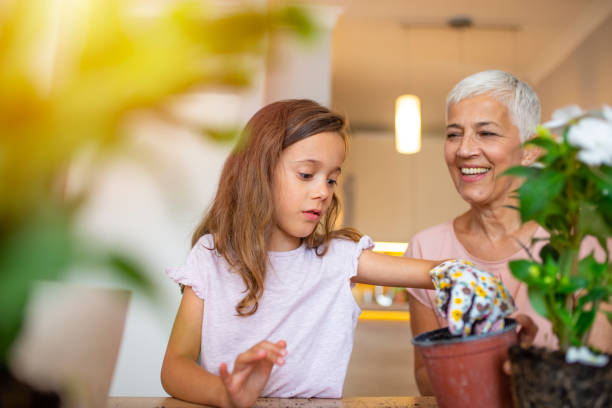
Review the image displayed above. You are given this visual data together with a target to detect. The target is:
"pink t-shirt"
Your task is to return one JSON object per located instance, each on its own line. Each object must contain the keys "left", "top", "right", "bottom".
{"left": 166, "top": 234, "right": 374, "bottom": 398}
{"left": 406, "top": 221, "right": 608, "bottom": 350}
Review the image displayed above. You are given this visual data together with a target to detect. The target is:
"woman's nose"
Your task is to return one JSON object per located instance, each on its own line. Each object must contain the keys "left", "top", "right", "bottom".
{"left": 456, "top": 133, "right": 479, "bottom": 158}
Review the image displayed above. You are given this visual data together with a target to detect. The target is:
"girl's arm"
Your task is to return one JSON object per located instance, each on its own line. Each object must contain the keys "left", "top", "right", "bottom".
{"left": 352, "top": 249, "right": 442, "bottom": 288}
{"left": 161, "top": 286, "right": 287, "bottom": 408}
{"left": 161, "top": 286, "right": 231, "bottom": 406}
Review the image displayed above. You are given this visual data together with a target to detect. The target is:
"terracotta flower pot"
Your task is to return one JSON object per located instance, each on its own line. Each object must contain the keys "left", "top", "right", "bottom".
{"left": 508, "top": 345, "right": 612, "bottom": 407}
{"left": 412, "top": 318, "right": 518, "bottom": 408}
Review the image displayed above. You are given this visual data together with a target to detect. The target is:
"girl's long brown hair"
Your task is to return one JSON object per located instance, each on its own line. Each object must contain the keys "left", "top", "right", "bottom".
{"left": 192, "top": 99, "right": 361, "bottom": 316}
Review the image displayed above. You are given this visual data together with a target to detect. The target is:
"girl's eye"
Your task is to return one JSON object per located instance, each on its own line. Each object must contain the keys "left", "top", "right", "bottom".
{"left": 298, "top": 173, "right": 313, "bottom": 180}
{"left": 327, "top": 179, "right": 338, "bottom": 186}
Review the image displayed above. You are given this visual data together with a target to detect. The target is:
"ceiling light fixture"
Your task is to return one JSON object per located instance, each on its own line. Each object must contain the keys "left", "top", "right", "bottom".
{"left": 447, "top": 15, "right": 474, "bottom": 29}
{"left": 395, "top": 94, "right": 421, "bottom": 154}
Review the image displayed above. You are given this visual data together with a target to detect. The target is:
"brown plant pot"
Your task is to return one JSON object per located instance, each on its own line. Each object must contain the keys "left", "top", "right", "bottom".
{"left": 412, "top": 318, "right": 517, "bottom": 408}
{"left": 508, "top": 345, "right": 612, "bottom": 408}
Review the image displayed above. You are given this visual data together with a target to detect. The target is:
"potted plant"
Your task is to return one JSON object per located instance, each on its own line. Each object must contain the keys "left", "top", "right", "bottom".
{"left": 505, "top": 105, "right": 612, "bottom": 407}
{"left": 0, "top": 1, "right": 312, "bottom": 406}
{"left": 412, "top": 258, "right": 521, "bottom": 408}
{"left": 412, "top": 317, "right": 518, "bottom": 408}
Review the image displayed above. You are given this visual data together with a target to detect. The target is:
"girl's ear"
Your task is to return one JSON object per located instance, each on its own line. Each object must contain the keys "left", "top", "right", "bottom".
{"left": 521, "top": 143, "right": 541, "bottom": 166}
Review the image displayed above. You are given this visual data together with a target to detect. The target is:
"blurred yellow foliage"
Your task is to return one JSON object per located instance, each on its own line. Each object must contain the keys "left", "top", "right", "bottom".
{"left": 0, "top": 0, "right": 313, "bottom": 362}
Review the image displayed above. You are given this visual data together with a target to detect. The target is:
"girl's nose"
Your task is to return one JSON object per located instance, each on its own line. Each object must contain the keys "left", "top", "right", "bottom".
{"left": 312, "top": 179, "right": 331, "bottom": 200}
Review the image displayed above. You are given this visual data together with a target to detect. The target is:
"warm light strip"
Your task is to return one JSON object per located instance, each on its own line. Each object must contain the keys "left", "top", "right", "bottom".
{"left": 395, "top": 94, "right": 421, "bottom": 154}
{"left": 373, "top": 241, "right": 409, "bottom": 254}
{"left": 359, "top": 310, "right": 411, "bottom": 321}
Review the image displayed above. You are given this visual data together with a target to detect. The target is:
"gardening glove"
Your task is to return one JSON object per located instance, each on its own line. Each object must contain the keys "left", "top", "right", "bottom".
{"left": 430, "top": 260, "right": 516, "bottom": 336}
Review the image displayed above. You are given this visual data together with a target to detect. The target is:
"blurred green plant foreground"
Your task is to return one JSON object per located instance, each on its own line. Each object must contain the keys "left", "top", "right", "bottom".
{"left": 0, "top": 0, "right": 313, "bottom": 363}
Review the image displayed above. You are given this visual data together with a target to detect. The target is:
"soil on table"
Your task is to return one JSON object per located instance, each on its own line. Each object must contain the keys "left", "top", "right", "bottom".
{"left": 509, "top": 346, "right": 612, "bottom": 408}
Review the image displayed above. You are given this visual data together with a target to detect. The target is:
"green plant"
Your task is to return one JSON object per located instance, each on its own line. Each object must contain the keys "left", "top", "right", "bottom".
{"left": 505, "top": 105, "right": 612, "bottom": 351}
{"left": 0, "top": 0, "right": 313, "bottom": 364}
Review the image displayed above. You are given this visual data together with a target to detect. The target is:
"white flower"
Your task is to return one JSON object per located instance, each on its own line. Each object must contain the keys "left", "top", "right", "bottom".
{"left": 603, "top": 104, "right": 612, "bottom": 122}
{"left": 567, "top": 116, "right": 612, "bottom": 166}
{"left": 566, "top": 346, "right": 609, "bottom": 367}
{"left": 543, "top": 105, "right": 585, "bottom": 130}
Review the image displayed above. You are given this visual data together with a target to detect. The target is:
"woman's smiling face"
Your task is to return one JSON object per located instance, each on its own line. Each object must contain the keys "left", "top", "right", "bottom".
{"left": 444, "top": 94, "right": 533, "bottom": 208}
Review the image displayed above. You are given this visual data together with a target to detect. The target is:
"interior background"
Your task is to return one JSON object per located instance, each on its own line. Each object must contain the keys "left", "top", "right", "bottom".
{"left": 64, "top": 0, "right": 612, "bottom": 396}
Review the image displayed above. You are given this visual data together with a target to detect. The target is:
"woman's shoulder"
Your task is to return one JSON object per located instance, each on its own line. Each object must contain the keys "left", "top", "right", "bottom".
{"left": 406, "top": 221, "right": 460, "bottom": 259}
{"left": 411, "top": 221, "right": 455, "bottom": 243}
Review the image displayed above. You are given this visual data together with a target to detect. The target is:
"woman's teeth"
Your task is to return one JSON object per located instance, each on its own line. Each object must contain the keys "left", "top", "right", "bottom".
{"left": 461, "top": 167, "right": 489, "bottom": 175}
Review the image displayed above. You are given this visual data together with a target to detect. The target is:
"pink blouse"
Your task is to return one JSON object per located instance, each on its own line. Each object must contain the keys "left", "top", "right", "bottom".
{"left": 405, "top": 221, "right": 607, "bottom": 349}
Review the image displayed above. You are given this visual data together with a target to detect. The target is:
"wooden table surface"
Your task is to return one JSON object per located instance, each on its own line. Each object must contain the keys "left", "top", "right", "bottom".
{"left": 108, "top": 396, "right": 438, "bottom": 408}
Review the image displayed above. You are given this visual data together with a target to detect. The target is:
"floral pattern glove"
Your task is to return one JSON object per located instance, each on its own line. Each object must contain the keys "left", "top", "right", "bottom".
{"left": 430, "top": 260, "right": 516, "bottom": 336}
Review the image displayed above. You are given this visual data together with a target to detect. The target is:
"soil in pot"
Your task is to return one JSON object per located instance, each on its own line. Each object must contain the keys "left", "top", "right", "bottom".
{"left": 412, "top": 318, "right": 517, "bottom": 408}
{"left": 509, "top": 345, "right": 612, "bottom": 408}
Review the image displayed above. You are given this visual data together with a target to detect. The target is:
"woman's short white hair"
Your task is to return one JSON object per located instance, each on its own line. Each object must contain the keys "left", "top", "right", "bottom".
{"left": 446, "top": 70, "right": 541, "bottom": 142}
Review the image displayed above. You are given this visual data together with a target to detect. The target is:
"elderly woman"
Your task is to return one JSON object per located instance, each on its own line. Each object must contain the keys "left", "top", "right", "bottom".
{"left": 405, "top": 70, "right": 612, "bottom": 395}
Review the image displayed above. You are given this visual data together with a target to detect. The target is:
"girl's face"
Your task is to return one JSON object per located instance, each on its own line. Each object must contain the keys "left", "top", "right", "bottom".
{"left": 445, "top": 94, "right": 534, "bottom": 208}
{"left": 270, "top": 131, "right": 345, "bottom": 251}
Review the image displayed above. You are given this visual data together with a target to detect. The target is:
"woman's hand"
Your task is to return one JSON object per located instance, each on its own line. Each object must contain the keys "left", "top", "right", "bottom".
{"left": 430, "top": 260, "right": 516, "bottom": 336}
{"left": 219, "top": 340, "right": 287, "bottom": 408}
{"left": 503, "top": 314, "right": 538, "bottom": 375}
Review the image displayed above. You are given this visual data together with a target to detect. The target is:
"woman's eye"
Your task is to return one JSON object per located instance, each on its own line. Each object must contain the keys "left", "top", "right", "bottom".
{"left": 298, "top": 173, "right": 313, "bottom": 180}
{"left": 480, "top": 131, "right": 496, "bottom": 137}
{"left": 446, "top": 133, "right": 461, "bottom": 138}
{"left": 327, "top": 179, "right": 338, "bottom": 186}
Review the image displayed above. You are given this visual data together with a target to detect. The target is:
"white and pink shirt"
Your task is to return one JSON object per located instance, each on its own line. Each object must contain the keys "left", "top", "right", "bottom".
{"left": 166, "top": 234, "right": 374, "bottom": 398}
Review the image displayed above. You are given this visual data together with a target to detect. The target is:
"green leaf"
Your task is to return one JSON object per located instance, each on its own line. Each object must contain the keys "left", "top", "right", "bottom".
{"left": 203, "top": 127, "right": 240, "bottom": 143}
{"left": 557, "top": 275, "right": 588, "bottom": 294}
{"left": 516, "top": 169, "right": 565, "bottom": 222}
{"left": 277, "top": 6, "right": 317, "bottom": 38}
{"left": 577, "top": 287, "right": 610, "bottom": 309}
{"left": 555, "top": 304, "right": 573, "bottom": 327}
{"left": 509, "top": 259, "right": 542, "bottom": 285}
{"left": 103, "top": 252, "right": 156, "bottom": 297}
{"left": 598, "top": 196, "right": 612, "bottom": 225}
{"left": 578, "top": 252, "right": 608, "bottom": 281}
{"left": 0, "top": 207, "right": 73, "bottom": 361}
{"left": 526, "top": 135, "right": 561, "bottom": 156}
{"left": 528, "top": 287, "right": 549, "bottom": 319}
{"left": 593, "top": 164, "right": 612, "bottom": 190}
{"left": 578, "top": 201, "right": 612, "bottom": 242}
{"left": 539, "top": 243, "right": 559, "bottom": 263}
{"left": 503, "top": 165, "right": 540, "bottom": 178}
{"left": 574, "top": 309, "right": 596, "bottom": 338}
{"left": 606, "top": 311, "right": 612, "bottom": 325}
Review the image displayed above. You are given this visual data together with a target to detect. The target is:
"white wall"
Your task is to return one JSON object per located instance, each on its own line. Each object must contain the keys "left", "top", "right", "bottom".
{"left": 265, "top": 5, "right": 342, "bottom": 106}
{"left": 534, "top": 14, "right": 612, "bottom": 119}
{"left": 343, "top": 131, "right": 468, "bottom": 242}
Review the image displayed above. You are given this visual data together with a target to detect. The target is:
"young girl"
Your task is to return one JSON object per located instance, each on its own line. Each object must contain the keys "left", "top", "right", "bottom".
{"left": 160, "top": 99, "right": 512, "bottom": 407}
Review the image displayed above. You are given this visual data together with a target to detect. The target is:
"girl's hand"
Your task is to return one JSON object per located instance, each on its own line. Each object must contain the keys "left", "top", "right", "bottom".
{"left": 219, "top": 340, "right": 288, "bottom": 408}
{"left": 430, "top": 260, "right": 516, "bottom": 336}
